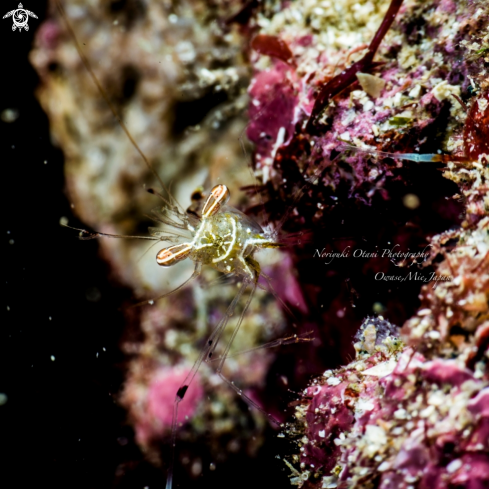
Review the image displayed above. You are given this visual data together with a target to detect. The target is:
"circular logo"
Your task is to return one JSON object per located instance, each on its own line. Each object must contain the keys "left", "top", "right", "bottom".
{"left": 3, "top": 3, "right": 37, "bottom": 32}
{"left": 12, "top": 8, "right": 28, "bottom": 31}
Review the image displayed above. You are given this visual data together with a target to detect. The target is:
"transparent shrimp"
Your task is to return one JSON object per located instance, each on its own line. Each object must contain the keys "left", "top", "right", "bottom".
{"left": 64, "top": 182, "right": 285, "bottom": 489}
{"left": 153, "top": 184, "right": 284, "bottom": 489}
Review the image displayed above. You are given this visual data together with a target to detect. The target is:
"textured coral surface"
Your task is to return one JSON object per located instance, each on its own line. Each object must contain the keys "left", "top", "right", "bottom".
{"left": 289, "top": 309, "right": 488, "bottom": 488}
{"left": 245, "top": 0, "right": 489, "bottom": 487}
{"left": 29, "top": 0, "right": 488, "bottom": 487}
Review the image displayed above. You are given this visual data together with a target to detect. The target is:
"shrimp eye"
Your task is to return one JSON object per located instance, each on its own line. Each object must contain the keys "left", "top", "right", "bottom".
{"left": 156, "top": 243, "right": 192, "bottom": 267}
{"left": 202, "top": 184, "right": 231, "bottom": 218}
{"left": 190, "top": 187, "right": 205, "bottom": 202}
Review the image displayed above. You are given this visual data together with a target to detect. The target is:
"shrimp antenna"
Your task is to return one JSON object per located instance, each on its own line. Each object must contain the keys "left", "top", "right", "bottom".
{"left": 338, "top": 141, "right": 445, "bottom": 163}
{"left": 146, "top": 188, "right": 181, "bottom": 215}
{"left": 61, "top": 223, "right": 160, "bottom": 241}
{"left": 135, "top": 240, "right": 164, "bottom": 264}
{"left": 207, "top": 331, "right": 314, "bottom": 362}
{"left": 55, "top": 1, "right": 184, "bottom": 214}
{"left": 165, "top": 275, "right": 259, "bottom": 489}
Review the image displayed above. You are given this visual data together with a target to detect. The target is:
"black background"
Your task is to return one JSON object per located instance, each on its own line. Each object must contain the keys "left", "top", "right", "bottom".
{"left": 2, "top": 2, "right": 161, "bottom": 487}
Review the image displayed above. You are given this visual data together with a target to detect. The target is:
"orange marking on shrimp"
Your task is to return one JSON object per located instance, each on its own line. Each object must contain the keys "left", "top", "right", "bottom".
{"left": 202, "top": 184, "right": 231, "bottom": 218}
{"left": 156, "top": 243, "right": 193, "bottom": 267}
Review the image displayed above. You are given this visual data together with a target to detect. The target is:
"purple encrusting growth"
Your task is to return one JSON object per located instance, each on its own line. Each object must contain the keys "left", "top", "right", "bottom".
{"left": 246, "top": 0, "right": 489, "bottom": 487}
{"left": 287, "top": 316, "right": 488, "bottom": 488}
{"left": 285, "top": 195, "right": 488, "bottom": 488}
{"left": 247, "top": 0, "right": 488, "bottom": 207}
{"left": 243, "top": 0, "right": 488, "bottom": 377}
{"left": 244, "top": 0, "right": 486, "bottom": 347}
{"left": 306, "top": 0, "right": 404, "bottom": 130}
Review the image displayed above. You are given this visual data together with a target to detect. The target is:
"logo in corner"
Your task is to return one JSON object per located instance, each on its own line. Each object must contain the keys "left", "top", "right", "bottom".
{"left": 3, "top": 3, "right": 37, "bottom": 32}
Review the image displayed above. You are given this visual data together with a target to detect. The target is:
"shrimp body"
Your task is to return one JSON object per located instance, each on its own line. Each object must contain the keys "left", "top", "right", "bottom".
{"left": 190, "top": 206, "right": 277, "bottom": 279}
{"left": 155, "top": 183, "right": 279, "bottom": 286}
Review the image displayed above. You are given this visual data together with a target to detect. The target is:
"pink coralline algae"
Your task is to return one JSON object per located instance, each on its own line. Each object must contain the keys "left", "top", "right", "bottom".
{"left": 127, "top": 368, "right": 204, "bottom": 447}
{"left": 286, "top": 317, "right": 488, "bottom": 488}
{"left": 242, "top": 0, "right": 488, "bottom": 378}
{"left": 247, "top": 0, "right": 488, "bottom": 214}
{"left": 270, "top": 7, "right": 489, "bottom": 480}
{"left": 265, "top": 1, "right": 489, "bottom": 484}
{"left": 285, "top": 212, "right": 489, "bottom": 487}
